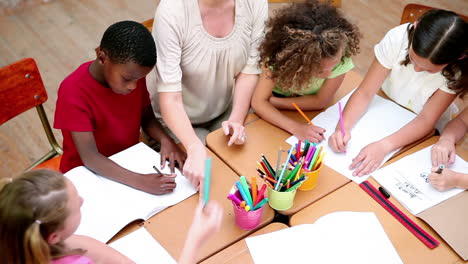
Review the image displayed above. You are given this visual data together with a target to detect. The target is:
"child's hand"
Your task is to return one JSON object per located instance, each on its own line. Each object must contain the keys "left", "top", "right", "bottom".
{"left": 137, "top": 173, "right": 176, "bottom": 195}
{"left": 183, "top": 142, "right": 207, "bottom": 189}
{"left": 160, "top": 138, "right": 187, "bottom": 173}
{"left": 222, "top": 120, "right": 247, "bottom": 146}
{"left": 350, "top": 141, "right": 390, "bottom": 176}
{"left": 179, "top": 201, "right": 223, "bottom": 264}
{"left": 429, "top": 167, "right": 459, "bottom": 191}
{"left": 187, "top": 201, "right": 223, "bottom": 246}
{"left": 328, "top": 129, "right": 351, "bottom": 153}
{"left": 431, "top": 138, "right": 456, "bottom": 167}
{"left": 292, "top": 123, "right": 325, "bottom": 143}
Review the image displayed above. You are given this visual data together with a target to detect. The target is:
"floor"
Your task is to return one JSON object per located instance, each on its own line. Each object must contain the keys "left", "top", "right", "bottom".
{"left": 1, "top": 0, "right": 467, "bottom": 177}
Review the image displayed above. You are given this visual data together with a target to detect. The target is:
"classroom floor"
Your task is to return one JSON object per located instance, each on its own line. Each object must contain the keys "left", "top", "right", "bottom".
{"left": 1, "top": 0, "right": 467, "bottom": 177}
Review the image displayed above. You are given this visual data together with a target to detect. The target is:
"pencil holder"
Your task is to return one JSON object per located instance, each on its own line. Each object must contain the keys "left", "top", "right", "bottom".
{"left": 232, "top": 190, "right": 265, "bottom": 230}
{"left": 299, "top": 162, "right": 323, "bottom": 191}
{"left": 267, "top": 186, "right": 297, "bottom": 211}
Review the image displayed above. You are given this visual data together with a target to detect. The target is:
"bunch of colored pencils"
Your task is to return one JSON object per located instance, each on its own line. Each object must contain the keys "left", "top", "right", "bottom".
{"left": 227, "top": 175, "right": 268, "bottom": 211}
{"left": 256, "top": 148, "right": 308, "bottom": 192}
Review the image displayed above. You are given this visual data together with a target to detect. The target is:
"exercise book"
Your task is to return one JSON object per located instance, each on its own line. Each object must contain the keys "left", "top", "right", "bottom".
{"left": 246, "top": 211, "right": 403, "bottom": 264}
{"left": 109, "top": 227, "right": 176, "bottom": 264}
{"left": 65, "top": 143, "right": 197, "bottom": 243}
{"left": 372, "top": 145, "right": 468, "bottom": 260}
{"left": 286, "top": 90, "right": 416, "bottom": 183}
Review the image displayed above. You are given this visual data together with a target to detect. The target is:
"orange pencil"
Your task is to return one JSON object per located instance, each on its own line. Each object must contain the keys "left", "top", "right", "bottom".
{"left": 252, "top": 176, "right": 257, "bottom": 206}
{"left": 292, "top": 102, "right": 314, "bottom": 126}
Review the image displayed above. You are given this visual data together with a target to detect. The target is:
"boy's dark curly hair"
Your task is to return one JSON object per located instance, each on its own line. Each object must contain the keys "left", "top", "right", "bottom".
{"left": 260, "top": 0, "right": 360, "bottom": 91}
{"left": 100, "top": 20, "right": 156, "bottom": 68}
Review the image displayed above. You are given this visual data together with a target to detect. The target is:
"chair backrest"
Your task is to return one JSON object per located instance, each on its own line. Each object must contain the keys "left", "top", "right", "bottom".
{"left": 0, "top": 58, "right": 62, "bottom": 170}
{"left": 0, "top": 58, "right": 47, "bottom": 124}
{"left": 401, "top": 3, "right": 468, "bottom": 25}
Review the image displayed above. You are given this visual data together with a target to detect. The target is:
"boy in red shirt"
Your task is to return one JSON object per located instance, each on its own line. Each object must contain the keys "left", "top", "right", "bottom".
{"left": 54, "top": 21, "right": 186, "bottom": 195}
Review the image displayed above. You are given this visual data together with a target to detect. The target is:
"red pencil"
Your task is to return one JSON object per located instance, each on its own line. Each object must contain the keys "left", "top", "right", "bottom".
{"left": 254, "top": 184, "right": 267, "bottom": 206}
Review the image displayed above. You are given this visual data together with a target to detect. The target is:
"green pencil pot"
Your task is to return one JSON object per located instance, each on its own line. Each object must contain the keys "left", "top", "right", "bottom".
{"left": 267, "top": 186, "right": 297, "bottom": 211}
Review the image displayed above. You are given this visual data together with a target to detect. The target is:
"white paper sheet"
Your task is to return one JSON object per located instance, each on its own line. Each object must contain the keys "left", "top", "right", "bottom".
{"left": 109, "top": 227, "right": 176, "bottom": 264}
{"left": 66, "top": 143, "right": 197, "bottom": 243}
{"left": 246, "top": 211, "right": 403, "bottom": 264}
{"left": 372, "top": 145, "right": 467, "bottom": 215}
{"left": 286, "top": 91, "right": 416, "bottom": 183}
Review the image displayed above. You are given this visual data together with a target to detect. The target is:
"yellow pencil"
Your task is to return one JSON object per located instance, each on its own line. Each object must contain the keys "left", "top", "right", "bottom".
{"left": 313, "top": 151, "right": 326, "bottom": 171}
{"left": 292, "top": 102, "right": 314, "bottom": 126}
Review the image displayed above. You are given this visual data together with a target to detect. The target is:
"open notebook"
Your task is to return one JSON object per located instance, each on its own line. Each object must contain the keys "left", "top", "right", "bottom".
{"left": 373, "top": 145, "right": 468, "bottom": 260}
{"left": 246, "top": 212, "right": 403, "bottom": 264}
{"left": 286, "top": 90, "right": 416, "bottom": 183}
{"left": 109, "top": 227, "right": 176, "bottom": 264}
{"left": 65, "top": 143, "right": 197, "bottom": 243}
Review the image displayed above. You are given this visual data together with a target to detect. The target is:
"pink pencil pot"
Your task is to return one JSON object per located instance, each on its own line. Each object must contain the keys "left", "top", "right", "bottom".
{"left": 232, "top": 190, "right": 265, "bottom": 230}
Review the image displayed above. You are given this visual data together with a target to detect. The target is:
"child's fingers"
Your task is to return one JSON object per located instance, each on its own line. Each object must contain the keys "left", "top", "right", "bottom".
{"left": 169, "top": 152, "right": 175, "bottom": 174}
{"left": 350, "top": 152, "right": 364, "bottom": 170}
{"left": 160, "top": 153, "right": 167, "bottom": 169}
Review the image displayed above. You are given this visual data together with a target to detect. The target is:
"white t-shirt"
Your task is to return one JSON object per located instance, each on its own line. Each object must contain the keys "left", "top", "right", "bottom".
{"left": 147, "top": 0, "right": 268, "bottom": 125}
{"left": 374, "top": 23, "right": 458, "bottom": 131}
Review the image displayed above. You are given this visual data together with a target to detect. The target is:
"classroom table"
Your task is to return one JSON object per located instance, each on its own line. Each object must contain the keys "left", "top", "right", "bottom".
{"left": 143, "top": 148, "right": 275, "bottom": 263}
{"left": 200, "top": 222, "right": 289, "bottom": 264}
{"left": 290, "top": 137, "right": 468, "bottom": 264}
{"left": 206, "top": 71, "right": 362, "bottom": 215}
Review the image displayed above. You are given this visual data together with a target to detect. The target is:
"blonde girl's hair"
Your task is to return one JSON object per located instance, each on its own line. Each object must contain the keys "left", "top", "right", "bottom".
{"left": 0, "top": 170, "right": 84, "bottom": 264}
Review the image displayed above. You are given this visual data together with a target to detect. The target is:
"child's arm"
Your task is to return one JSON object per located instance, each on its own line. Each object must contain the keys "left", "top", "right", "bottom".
{"left": 71, "top": 131, "right": 177, "bottom": 195}
{"left": 431, "top": 108, "right": 468, "bottom": 167}
{"left": 141, "top": 105, "right": 186, "bottom": 173}
{"left": 329, "top": 58, "right": 391, "bottom": 152}
{"left": 429, "top": 168, "right": 468, "bottom": 191}
{"left": 159, "top": 92, "right": 206, "bottom": 190}
{"left": 350, "top": 89, "right": 457, "bottom": 176}
{"left": 269, "top": 74, "right": 346, "bottom": 110}
{"left": 65, "top": 235, "right": 134, "bottom": 264}
{"left": 251, "top": 69, "right": 325, "bottom": 142}
{"left": 222, "top": 72, "right": 258, "bottom": 146}
{"left": 178, "top": 201, "right": 223, "bottom": 264}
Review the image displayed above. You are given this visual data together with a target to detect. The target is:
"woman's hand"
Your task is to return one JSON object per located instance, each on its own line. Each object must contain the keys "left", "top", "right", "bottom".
{"left": 183, "top": 142, "right": 207, "bottom": 189}
{"left": 222, "top": 120, "right": 247, "bottom": 146}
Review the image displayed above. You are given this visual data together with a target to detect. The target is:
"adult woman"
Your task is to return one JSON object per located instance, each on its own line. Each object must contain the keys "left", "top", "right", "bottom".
{"left": 147, "top": 0, "right": 267, "bottom": 188}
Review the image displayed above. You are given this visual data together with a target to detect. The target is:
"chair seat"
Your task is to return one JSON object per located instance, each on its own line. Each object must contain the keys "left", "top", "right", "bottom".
{"left": 33, "top": 155, "right": 62, "bottom": 171}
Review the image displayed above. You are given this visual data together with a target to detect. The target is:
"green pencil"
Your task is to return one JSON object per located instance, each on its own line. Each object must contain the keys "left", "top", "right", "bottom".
{"left": 204, "top": 157, "right": 212, "bottom": 206}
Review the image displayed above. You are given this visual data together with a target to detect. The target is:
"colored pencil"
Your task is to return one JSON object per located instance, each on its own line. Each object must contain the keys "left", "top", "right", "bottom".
{"left": 275, "top": 148, "right": 282, "bottom": 177}
{"left": 292, "top": 102, "right": 314, "bottom": 125}
{"left": 204, "top": 157, "right": 212, "bottom": 206}
{"left": 338, "top": 101, "right": 347, "bottom": 154}
{"left": 252, "top": 176, "right": 257, "bottom": 207}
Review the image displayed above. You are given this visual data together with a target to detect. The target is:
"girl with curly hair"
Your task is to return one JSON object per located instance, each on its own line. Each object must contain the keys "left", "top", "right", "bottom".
{"left": 251, "top": 0, "right": 360, "bottom": 142}
{"left": 329, "top": 9, "right": 468, "bottom": 177}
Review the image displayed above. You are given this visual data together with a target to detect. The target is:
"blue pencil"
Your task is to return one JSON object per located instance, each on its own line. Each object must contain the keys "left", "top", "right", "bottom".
{"left": 275, "top": 145, "right": 295, "bottom": 190}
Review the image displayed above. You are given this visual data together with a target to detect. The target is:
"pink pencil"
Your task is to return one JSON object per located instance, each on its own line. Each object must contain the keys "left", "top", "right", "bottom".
{"left": 338, "top": 102, "right": 346, "bottom": 154}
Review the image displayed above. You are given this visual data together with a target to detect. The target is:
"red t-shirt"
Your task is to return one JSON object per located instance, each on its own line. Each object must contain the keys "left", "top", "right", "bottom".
{"left": 54, "top": 61, "right": 150, "bottom": 173}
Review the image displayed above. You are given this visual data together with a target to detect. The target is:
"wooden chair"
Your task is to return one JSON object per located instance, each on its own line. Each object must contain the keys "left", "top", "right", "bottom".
{"left": 401, "top": 3, "right": 468, "bottom": 24}
{"left": 0, "top": 58, "right": 63, "bottom": 171}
